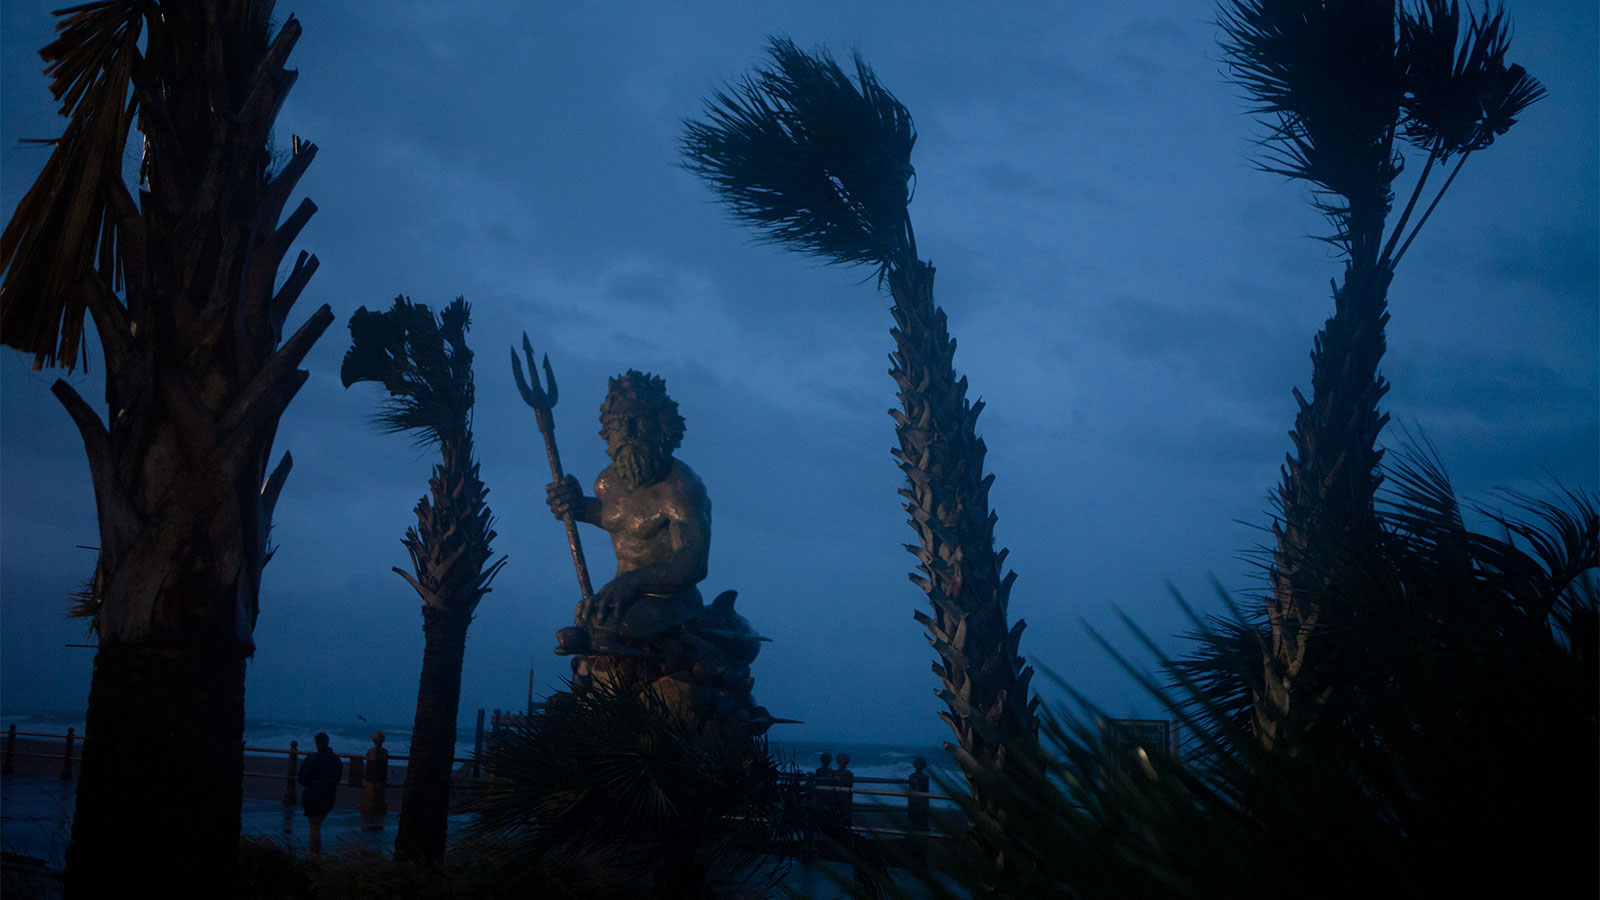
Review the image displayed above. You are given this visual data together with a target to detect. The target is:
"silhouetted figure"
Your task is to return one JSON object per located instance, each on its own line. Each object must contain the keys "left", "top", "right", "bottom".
{"left": 360, "top": 732, "right": 389, "bottom": 827}
{"left": 812, "top": 752, "right": 835, "bottom": 783}
{"left": 834, "top": 752, "right": 855, "bottom": 825}
{"left": 298, "top": 732, "right": 342, "bottom": 855}
{"left": 907, "top": 756, "right": 931, "bottom": 829}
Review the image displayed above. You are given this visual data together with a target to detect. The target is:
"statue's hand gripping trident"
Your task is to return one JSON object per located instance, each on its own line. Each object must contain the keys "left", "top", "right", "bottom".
{"left": 511, "top": 335, "right": 596, "bottom": 618}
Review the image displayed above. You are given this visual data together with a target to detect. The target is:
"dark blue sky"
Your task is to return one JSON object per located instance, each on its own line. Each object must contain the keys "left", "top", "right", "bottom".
{"left": 2, "top": 0, "right": 1595, "bottom": 746}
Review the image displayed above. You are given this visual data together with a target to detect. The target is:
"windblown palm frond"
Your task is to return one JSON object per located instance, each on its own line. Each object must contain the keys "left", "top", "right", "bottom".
{"left": 1219, "top": 0, "right": 1403, "bottom": 222}
{"left": 341, "top": 296, "right": 475, "bottom": 448}
{"left": 1163, "top": 587, "right": 1266, "bottom": 738}
{"left": 1399, "top": 0, "right": 1546, "bottom": 156}
{"left": 680, "top": 36, "right": 917, "bottom": 276}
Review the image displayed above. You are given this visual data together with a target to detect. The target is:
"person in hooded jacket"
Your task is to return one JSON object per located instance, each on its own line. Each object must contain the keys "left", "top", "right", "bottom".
{"left": 298, "top": 731, "right": 343, "bottom": 855}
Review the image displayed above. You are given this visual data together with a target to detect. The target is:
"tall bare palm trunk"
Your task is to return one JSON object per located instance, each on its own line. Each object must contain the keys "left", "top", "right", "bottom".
{"left": 1261, "top": 259, "right": 1392, "bottom": 745}
{"left": 384, "top": 421, "right": 503, "bottom": 861}
{"left": 396, "top": 603, "right": 472, "bottom": 859}
{"left": 888, "top": 260, "right": 1039, "bottom": 792}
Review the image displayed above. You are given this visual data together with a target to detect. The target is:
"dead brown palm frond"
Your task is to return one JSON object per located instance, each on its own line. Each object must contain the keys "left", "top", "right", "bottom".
{"left": 680, "top": 36, "right": 917, "bottom": 279}
{"left": 0, "top": 0, "right": 152, "bottom": 369}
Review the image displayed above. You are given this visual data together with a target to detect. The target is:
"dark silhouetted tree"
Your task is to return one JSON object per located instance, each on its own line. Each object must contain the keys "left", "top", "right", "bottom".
{"left": 342, "top": 296, "right": 506, "bottom": 861}
{"left": 1218, "top": 0, "right": 1544, "bottom": 744}
{"left": 886, "top": 449, "right": 1597, "bottom": 900}
{"left": 0, "top": 2, "right": 331, "bottom": 893}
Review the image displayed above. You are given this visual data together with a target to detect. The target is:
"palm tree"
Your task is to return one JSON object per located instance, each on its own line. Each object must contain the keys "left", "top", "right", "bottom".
{"left": 0, "top": 2, "right": 331, "bottom": 893}
{"left": 681, "top": 38, "right": 1041, "bottom": 804}
{"left": 342, "top": 296, "right": 507, "bottom": 861}
{"left": 886, "top": 450, "right": 1597, "bottom": 900}
{"left": 1218, "top": 0, "right": 1544, "bottom": 744}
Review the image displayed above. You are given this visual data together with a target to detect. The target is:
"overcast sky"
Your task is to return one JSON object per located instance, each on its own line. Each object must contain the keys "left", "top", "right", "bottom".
{"left": 2, "top": 1, "right": 1595, "bottom": 747}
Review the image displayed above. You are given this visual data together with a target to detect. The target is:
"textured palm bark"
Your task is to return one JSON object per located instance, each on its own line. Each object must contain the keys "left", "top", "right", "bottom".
{"left": 13, "top": 9, "right": 334, "bottom": 894}
{"left": 395, "top": 605, "right": 472, "bottom": 860}
{"left": 392, "top": 433, "right": 501, "bottom": 860}
{"left": 1260, "top": 257, "right": 1392, "bottom": 748}
{"left": 65, "top": 632, "right": 246, "bottom": 898}
{"left": 886, "top": 260, "right": 1041, "bottom": 801}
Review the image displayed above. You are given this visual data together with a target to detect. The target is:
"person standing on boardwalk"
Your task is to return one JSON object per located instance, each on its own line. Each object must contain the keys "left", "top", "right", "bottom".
{"left": 298, "top": 732, "right": 343, "bottom": 855}
{"left": 907, "top": 757, "right": 931, "bottom": 829}
{"left": 361, "top": 732, "right": 389, "bottom": 826}
{"left": 811, "top": 752, "right": 834, "bottom": 784}
{"left": 833, "top": 753, "right": 855, "bottom": 825}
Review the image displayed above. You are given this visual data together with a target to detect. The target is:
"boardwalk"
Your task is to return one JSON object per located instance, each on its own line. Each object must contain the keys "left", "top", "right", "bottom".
{"left": 2, "top": 730, "right": 966, "bottom": 898}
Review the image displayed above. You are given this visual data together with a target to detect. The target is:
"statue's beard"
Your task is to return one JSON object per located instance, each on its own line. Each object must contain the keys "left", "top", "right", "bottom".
{"left": 612, "top": 442, "right": 665, "bottom": 489}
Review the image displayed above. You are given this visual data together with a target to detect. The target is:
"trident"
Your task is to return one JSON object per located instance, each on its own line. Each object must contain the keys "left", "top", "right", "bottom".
{"left": 511, "top": 335, "right": 595, "bottom": 611}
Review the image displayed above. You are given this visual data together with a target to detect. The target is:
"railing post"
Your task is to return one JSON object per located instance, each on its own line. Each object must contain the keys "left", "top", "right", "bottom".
{"left": 473, "top": 708, "right": 487, "bottom": 777}
{"left": 834, "top": 752, "right": 855, "bottom": 826}
{"left": 283, "top": 740, "right": 299, "bottom": 806}
{"left": 59, "top": 727, "right": 76, "bottom": 780}
{"left": 348, "top": 752, "right": 364, "bottom": 787}
{"left": 3, "top": 723, "right": 15, "bottom": 775}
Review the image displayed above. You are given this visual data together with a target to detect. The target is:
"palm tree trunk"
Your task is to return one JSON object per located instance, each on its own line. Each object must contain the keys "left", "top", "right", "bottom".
{"left": 395, "top": 604, "right": 472, "bottom": 860}
{"left": 886, "top": 260, "right": 1041, "bottom": 801}
{"left": 1261, "top": 259, "right": 1392, "bottom": 746}
{"left": 65, "top": 628, "right": 246, "bottom": 898}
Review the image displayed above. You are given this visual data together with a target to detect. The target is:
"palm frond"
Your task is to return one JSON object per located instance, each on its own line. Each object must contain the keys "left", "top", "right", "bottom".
{"left": 1398, "top": 0, "right": 1544, "bottom": 156}
{"left": 0, "top": 0, "right": 150, "bottom": 369}
{"left": 341, "top": 296, "right": 475, "bottom": 447}
{"left": 1163, "top": 585, "right": 1265, "bottom": 739}
{"left": 681, "top": 36, "right": 917, "bottom": 276}
{"left": 1219, "top": 0, "right": 1403, "bottom": 205}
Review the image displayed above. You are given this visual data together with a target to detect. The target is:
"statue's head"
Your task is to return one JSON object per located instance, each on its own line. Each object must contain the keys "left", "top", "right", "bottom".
{"left": 600, "top": 370, "right": 685, "bottom": 489}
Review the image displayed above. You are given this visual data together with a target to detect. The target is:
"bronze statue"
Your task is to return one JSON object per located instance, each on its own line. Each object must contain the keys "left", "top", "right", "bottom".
{"left": 530, "top": 366, "right": 779, "bottom": 732}
{"left": 547, "top": 370, "right": 708, "bottom": 654}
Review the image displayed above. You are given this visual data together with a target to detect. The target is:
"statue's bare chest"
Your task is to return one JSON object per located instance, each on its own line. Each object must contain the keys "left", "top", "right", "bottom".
{"left": 601, "top": 486, "right": 672, "bottom": 544}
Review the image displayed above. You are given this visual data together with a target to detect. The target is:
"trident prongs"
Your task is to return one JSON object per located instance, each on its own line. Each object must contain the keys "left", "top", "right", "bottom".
{"left": 510, "top": 333, "right": 595, "bottom": 604}
{"left": 511, "top": 332, "right": 557, "bottom": 410}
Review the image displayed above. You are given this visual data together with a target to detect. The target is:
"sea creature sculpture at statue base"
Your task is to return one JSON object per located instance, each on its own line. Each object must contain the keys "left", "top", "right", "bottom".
{"left": 567, "top": 587, "right": 774, "bottom": 732}
{"left": 531, "top": 366, "right": 782, "bottom": 733}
